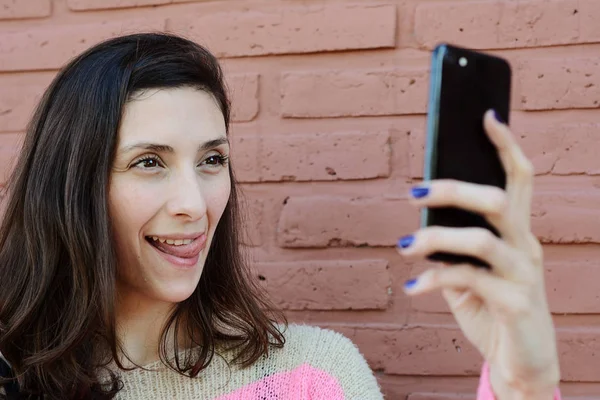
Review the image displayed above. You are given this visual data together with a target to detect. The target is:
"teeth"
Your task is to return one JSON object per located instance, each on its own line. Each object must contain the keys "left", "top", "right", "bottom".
{"left": 150, "top": 237, "right": 194, "bottom": 246}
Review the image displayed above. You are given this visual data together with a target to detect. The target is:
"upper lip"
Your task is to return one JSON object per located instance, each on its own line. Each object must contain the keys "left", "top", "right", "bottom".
{"left": 145, "top": 232, "right": 205, "bottom": 240}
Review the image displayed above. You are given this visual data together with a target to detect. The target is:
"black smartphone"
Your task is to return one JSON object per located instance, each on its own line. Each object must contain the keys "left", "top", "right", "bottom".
{"left": 422, "top": 43, "right": 511, "bottom": 268}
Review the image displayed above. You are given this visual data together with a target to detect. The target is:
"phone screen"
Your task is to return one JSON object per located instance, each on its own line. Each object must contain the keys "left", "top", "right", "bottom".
{"left": 422, "top": 44, "right": 511, "bottom": 267}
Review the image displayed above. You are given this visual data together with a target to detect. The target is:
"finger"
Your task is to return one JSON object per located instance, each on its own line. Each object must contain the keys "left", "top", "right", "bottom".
{"left": 409, "top": 179, "right": 509, "bottom": 234}
{"left": 397, "top": 227, "right": 530, "bottom": 280}
{"left": 483, "top": 110, "right": 534, "bottom": 234}
{"left": 403, "top": 265, "right": 529, "bottom": 315}
{"left": 442, "top": 288, "right": 477, "bottom": 311}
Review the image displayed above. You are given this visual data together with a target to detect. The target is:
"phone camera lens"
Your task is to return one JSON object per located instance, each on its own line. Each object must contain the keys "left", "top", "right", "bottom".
{"left": 459, "top": 57, "right": 468, "bottom": 67}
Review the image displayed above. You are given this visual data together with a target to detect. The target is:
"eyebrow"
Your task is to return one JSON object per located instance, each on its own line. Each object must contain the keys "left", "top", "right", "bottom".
{"left": 120, "top": 137, "right": 229, "bottom": 154}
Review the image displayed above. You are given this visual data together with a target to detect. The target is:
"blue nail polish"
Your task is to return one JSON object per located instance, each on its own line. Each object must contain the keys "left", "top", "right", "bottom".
{"left": 398, "top": 235, "right": 415, "bottom": 249}
{"left": 404, "top": 278, "right": 418, "bottom": 289}
{"left": 411, "top": 186, "right": 430, "bottom": 199}
{"left": 493, "top": 109, "right": 504, "bottom": 123}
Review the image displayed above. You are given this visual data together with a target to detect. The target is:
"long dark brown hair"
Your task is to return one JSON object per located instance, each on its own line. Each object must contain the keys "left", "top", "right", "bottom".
{"left": 0, "top": 32, "right": 285, "bottom": 399}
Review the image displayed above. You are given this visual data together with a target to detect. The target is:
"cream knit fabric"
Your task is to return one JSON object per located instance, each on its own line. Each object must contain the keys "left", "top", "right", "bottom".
{"left": 114, "top": 324, "right": 383, "bottom": 399}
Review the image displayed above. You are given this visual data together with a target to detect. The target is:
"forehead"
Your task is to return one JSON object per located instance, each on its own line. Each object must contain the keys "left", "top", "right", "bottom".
{"left": 117, "top": 87, "right": 226, "bottom": 145}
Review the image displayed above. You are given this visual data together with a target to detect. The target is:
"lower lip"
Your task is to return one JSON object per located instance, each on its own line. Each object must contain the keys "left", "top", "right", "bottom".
{"left": 148, "top": 236, "right": 206, "bottom": 269}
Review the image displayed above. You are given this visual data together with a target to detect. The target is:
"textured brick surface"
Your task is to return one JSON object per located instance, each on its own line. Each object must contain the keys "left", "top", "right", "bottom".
{"left": 231, "top": 131, "right": 391, "bottom": 183}
{"left": 168, "top": 4, "right": 397, "bottom": 58}
{"left": 255, "top": 259, "right": 390, "bottom": 310}
{"left": 67, "top": 0, "right": 170, "bottom": 11}
{"left": 277, "top": 196, "right": 417, "bottom": 248}
{"left": 0, "top": 19, "right": 166, "bottom": 71}
{"left": 532, "top": 183, "right": 600, "bottom": 243}
{"left": 239, "top": 197, "right": 263, "bottom": 247}
{"left": 228, "top": 73, "right": 259, "bottom": 122}
{"left": 519, "top": 57, "right": 600, "bottom": 110}
{"left": 281, "top": 68, "right": 429, "bottom": 118}
{"left": 415, "top": 0, "right": 585, "bottom": 50}
{"left": 1, "top": 0, "right": 599, "bottom": 395}
{"left": 0, "top": 73, "right": 54, "bottom": 132}
{"left": 0, "top": 0, "right": 51, "bottom": 20}
{"left": 0, "top": 133, "right": 24, "bottom": 184}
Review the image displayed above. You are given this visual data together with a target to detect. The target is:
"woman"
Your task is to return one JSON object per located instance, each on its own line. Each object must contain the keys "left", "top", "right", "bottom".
{"left": 0, "top": 33, "right": 379, "bottom": 399}
{"left": 0, "top": 32, "right": 559, "bottom": 399}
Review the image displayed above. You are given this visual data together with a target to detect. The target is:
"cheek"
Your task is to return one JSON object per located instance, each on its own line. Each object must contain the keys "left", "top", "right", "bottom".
{"left": 108, "top": 180, "right": 162, "bottom": 240}
{"left": 206, "top": 177, "right": 231, "bottom": 222}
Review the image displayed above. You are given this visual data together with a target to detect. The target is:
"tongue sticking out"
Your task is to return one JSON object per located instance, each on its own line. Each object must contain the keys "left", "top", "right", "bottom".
{"left": 148, "top": 236, "right": 206, "bottom": 259}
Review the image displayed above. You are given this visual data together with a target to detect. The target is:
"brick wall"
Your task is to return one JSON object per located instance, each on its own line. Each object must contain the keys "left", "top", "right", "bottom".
{"left": 1, "top": 0, "right": 600, "bottom": 398}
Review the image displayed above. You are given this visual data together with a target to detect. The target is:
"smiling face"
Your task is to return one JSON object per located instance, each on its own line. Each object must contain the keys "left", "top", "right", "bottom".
{"left": 109, "top": 87, "right": 231, "bottom": 306}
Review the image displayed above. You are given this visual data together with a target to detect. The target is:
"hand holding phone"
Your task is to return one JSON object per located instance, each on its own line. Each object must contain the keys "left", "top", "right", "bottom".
{"left": 398, "top": 45, "right": 560, "bottom": 399}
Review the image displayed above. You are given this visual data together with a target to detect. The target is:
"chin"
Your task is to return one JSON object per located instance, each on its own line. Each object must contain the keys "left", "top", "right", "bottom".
{"left": 154, "top": 281, "right": 199, "bottom": 304}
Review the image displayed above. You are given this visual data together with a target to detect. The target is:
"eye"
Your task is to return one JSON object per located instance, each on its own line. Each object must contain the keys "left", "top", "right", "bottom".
{"left": 132, "top": 155, "right": 163, "bottom": 169}
{"left": 201, "top": 154, "right": 229, "bottom": 168}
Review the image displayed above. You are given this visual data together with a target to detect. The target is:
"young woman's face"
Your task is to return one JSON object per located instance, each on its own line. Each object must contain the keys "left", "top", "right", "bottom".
{"left": 109, "top": 87, "right": 231, "bottom": 305}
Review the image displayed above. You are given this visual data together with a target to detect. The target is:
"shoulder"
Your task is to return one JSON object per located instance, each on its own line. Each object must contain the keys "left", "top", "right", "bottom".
{"left": 269, "top": 324, "right": 383, "bottom": 399}
{"left": 279, "top": 324, "right": 362, "bottom": 360}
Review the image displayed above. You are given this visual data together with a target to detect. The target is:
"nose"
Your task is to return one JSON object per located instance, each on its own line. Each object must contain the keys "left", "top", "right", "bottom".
{"left": 165, "top": 168, "right": 207, "bottom": 221}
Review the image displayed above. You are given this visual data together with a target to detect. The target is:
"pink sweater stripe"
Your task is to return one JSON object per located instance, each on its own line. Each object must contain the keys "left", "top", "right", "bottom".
{"left": 216, "top": 363, "right": 345, "bottom": 400}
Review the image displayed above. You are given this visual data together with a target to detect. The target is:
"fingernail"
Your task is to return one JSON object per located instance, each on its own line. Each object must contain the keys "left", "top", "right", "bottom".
{"left": 398, "top": 235, "right": 415, "bottom": 249}
{"left": 411, "top": 186, "right": 430, "bottom": 199}
{"left": 493, "top": 109, "right": 504, "bottom": 123}
{"left": 404, "top": 278, "right": 418, "bottom": 289}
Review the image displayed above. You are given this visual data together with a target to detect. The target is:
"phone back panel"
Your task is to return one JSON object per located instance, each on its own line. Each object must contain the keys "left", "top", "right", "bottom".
{"left": 422, "top": 44, "right": 511, "bottom": 266}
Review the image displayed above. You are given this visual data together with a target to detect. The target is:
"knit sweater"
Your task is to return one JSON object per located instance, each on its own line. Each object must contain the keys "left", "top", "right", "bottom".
{"left": 115, "top": 324, "right": 383, "bottom": 399}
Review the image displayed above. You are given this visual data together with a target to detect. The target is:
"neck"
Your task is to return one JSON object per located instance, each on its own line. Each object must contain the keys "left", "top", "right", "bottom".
{"left": 115, "top": 289, "right": 179, "bottom": 367}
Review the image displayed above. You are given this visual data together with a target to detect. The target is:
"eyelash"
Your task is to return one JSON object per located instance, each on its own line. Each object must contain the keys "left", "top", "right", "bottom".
{"left": 132, "top": 154, "right": 229, "bottom": 170}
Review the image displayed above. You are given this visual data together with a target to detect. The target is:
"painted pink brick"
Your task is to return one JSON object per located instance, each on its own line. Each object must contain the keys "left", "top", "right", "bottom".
{"left": 277, "top": 195, "right": 417, "bottom": 248}
{"left": 0, "top": 73, "right": 54, "bottom": 133}
{"left": 240, "top": 197, "right": 263, "bottom": 247}
{"left": 558, "top": 327, "right": 600, "bottom": 382}
{"left": 281, "top": 68, "right": 428, "bottom": 118}
{"left": 328, "top": 324, "right": 482, "bottom": 376}
{"left": 415, "top": 0, "right": 583, "bottom": 50}
{"left": 228, "top": 73, "right": 259, "bottom": 122}
{"left": 67, "top": 0, "right": 170, "bottom": 11}
{"left": 255, "top": 259, "right": 390, "bottom": 310}
{"left": 230, "top": 135, "right": 261, "bottom": 183}
{"left": 0, "top": 133, "right": 25, "bottom": 184}
{"left": 260, "top": 131, "right": 391, "bottom": 182}
{"left": 167, "top": 3, "right": 396, "bottom": 58}
{"left": 519, "top": 57, "right": 600, "bottom": 110}
{"left": 579, "top": 0, "right": 600, "bottom": 43}
{"left": 521, "top": 123, "right": 600, "bottom": 175}
{"left": 532, "top": 184, "right": 600, "bottom": 243}
{"left": 231, "top": 132, "right": 391, "bottom": 183}
{"left": 0, "top": 19, "right": 166, "bottom": 71}
{"left": 0, "top": 0, "right": 51, "bottom": 19}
